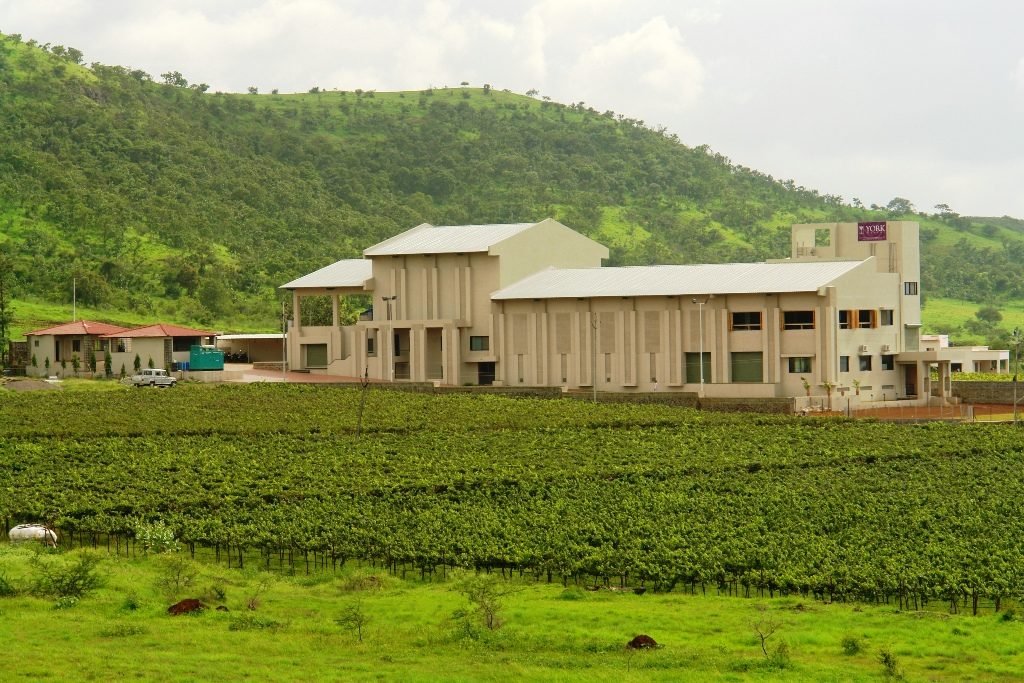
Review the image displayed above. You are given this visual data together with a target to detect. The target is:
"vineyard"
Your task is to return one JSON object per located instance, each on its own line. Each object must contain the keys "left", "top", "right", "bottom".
{"left": 2, "top": 384, "right": 1023, "bottom": 613}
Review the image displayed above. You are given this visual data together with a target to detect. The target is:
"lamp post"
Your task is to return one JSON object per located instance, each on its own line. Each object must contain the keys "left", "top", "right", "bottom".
{"left": 692, "top": 297, "right": 708, "bottom": 397}
{"left": 281, "top": 299, "right": 289, "bottom": 383}
{"left": 1012, "top": 326, "right": 1022, "bottom": 426}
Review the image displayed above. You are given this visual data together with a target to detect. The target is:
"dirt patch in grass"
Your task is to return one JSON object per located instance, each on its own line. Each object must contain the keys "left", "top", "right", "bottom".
{"left": 0, "top": 378, "right": 59, "bottom": 392}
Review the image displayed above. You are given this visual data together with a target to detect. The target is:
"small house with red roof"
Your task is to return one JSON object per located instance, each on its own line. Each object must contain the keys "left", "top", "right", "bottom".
{"left": 101, "top": 323, "right": 218, "bottom": 375}
{"left": 25, "top": 320, "right": 130, "bottom": 377}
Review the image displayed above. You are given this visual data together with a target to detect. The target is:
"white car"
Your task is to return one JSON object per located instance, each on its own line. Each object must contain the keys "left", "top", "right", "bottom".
{"left": 130, "top": 368, "right": 177, "bottom": 388}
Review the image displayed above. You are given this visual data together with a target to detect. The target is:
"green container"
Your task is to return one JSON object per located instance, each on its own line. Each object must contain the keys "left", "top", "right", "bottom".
{"left": 189, "top": 344, "right": 224, "bottom": 371}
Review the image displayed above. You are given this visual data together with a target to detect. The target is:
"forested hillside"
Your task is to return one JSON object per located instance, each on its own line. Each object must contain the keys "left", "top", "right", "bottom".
{"left": 1, "top": 31, "right": 1023, "bottom": 341}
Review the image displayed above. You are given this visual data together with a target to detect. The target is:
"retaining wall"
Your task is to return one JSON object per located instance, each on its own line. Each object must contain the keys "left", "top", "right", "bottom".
{"left": 952, "top": 381, "right": 1020, "bottom": 405}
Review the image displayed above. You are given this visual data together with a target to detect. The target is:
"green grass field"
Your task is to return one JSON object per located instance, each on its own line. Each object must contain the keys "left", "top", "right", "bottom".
{"left": 923, "top": 297, "right": 1024, "bottom": 338}
{"left": 2, "top": 544, "right": 1023, "bottom": 682}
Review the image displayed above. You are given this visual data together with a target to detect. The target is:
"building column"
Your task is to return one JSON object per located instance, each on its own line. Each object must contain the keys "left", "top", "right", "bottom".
{"left": 410, "top": 325, "right": 426, "bottom": 382}
{"left": 331, "top": 294, "right": 340, "bottom": 328}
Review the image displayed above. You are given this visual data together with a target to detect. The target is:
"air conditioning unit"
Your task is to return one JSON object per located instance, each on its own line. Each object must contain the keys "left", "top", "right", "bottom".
{"left": 858, "top": 345, "right": 870, "bottom": 354}
{"left": 881, "top": 344, "right": 891, "bottom": 353}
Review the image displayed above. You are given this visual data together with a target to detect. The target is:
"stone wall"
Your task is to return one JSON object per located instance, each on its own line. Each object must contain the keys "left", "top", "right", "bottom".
{"left": 951, "top": 381, "right": 1020, "bottom": 405}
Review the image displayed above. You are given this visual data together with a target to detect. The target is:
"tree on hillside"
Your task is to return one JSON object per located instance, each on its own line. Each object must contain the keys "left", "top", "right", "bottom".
{"left": 161, "top": 71, "right": 188, "bottom": 87}
{"left": 975, "top": 306, "right": 1003, "bottom": 324}
{"left": 886, "top": 197, "right": 915, "bottom": 215}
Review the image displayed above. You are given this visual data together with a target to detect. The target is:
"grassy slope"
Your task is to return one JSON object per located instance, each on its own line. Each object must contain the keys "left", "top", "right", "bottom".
{"left": 924, "top": 297, "right": 1024, "bottom": 341}
{"left": 1, "top": 546, "right": 1022, "bottom": 681}
{"left": 2, "top": 34, "right": 1024, "bottom": 345}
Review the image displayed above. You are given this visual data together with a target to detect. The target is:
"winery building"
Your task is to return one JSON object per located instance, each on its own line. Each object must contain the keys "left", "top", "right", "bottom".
{"left": 282, "top": 219, "right": 967, "bottom": 406}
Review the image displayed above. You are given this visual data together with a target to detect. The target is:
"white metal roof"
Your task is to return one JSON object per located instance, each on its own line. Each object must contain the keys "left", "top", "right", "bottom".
{"left": 217, "top": 334, "right": 284, "bottom": 340}
{"left": 280, "top": 259, "right": 372, "bottom": 289}
{"left": 491, "top": 260, "right": 867, "bottom": 300}
{"left": 363, "top": 222, "right": 536, "bottom": 256}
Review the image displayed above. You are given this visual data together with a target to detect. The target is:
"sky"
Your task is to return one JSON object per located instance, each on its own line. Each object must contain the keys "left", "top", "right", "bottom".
{"left": 2, "top": 0, "right": 1023, "bottom": 218}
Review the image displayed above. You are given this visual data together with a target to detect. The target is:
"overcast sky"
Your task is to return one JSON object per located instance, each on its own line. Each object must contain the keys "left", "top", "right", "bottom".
{"left": 3, "top": 0, "right": 1022, "bottom": 218}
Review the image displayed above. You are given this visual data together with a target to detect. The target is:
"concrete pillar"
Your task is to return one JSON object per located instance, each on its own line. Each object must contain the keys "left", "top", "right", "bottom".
{"left": 331, "top": 294, "right": 339, "bottom": 328}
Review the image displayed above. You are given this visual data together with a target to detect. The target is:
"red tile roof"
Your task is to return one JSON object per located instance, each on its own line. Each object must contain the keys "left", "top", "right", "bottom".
{"left": 27, "top": 320, "right": 131, "bottom": 337}
{"left": 101, "top": 323, "right": 217, "bottom": 339}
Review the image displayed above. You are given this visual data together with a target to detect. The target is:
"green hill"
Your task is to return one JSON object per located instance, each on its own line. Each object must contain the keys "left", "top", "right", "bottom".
{"left": 1, "top": 32, "right": 1022, "bottom": 346}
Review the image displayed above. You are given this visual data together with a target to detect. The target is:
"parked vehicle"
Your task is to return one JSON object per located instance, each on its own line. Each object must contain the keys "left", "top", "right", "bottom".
{"left": 131, "top": 368, "right": 177, "bottom": 388}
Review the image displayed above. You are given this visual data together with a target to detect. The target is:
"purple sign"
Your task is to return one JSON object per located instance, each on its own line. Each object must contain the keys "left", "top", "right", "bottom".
{"left": 857, "top": 221, "right": 888, "bottom": 241}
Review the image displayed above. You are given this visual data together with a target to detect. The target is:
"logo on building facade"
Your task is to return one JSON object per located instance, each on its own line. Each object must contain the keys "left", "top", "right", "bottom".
{"left": 857, "top": 221, "right": 888, "bottom": 241}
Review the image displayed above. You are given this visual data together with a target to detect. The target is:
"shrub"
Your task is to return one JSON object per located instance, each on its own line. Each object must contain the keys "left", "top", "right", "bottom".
{"left": 339, "top": 569, "right": 388, "bottom": 592}
{"left": 0, "top": 571, "right": 18, "bottom": 597}
{"left": 455, "top": 573, "right": 513, "bottom": 631}
{"left": 841, "top": 635, "right": 863, "bottom": 655}
{"left": 53, "top": 595, "right": 79, "bottom": 610}
{"left": 154, "top": 555, "right": 200, "bottom": 601}
{"left": 135, "top": 520, "right": 179, "bottom": 554}
{"left": 1001, "top": 608, "right": 1017, "bottom": 622}
{"left": 878, "top": 648, "right": 903, "bottom": 679}
{"left": 766, "top": 640, "right": 791, "bottom": 670}
{"left": 31, "top": 552, "right": 104, "bottom": 599}
{"left": 121, "top": 591, "right": 142, "bottom": 611}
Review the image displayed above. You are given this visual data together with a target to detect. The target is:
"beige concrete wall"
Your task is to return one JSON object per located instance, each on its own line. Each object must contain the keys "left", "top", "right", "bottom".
{"left": 489, "top": 218, "right": 608, "bottom": 287}
{"left": 25, "top": 334, "right": 56, "bottom": 376}
{"left": 495, "top": 291, "right": 842, "bottom": 396}
{"left": 791, "top": 220, "right": 922, "bottom": 333}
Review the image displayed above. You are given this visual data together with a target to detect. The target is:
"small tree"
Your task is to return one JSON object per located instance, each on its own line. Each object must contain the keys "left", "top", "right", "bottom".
{"left": 800, "top": 376, "right": 811, "bottom": 397}
{"left": 147, "top": 357, "right": 155, "bottom": 369}
{"left": 821, "top": 380, "right": 835, "bottom": 410}
{"left": 71, "top": 353, "right": 80, "bottom": 377}
{"left": 133, "top": 353, "right": 142, "bottom": 374}
{"left": 31, "top": 353, "right": 37, "bottom": 369}
{"left": 119, "top": 363, "right": 127, "bottom": 379}
{"left": 852, "top": 378, "right": 862, "bottom": 396}
{"left": 751, "top": 615, "right": 781, "bottom": 657}
{"left": 104, "top": 350, "right": 113, "bottom": 378}
{"left": 60, "top": 358, "right": 67, "bottom": 377}
{"left": 336, "top": 599, "right": 369, "bottom": 642}
{"left": 44, "top": 357, "right": 50, "bottom": 374}
{"left": 454, "top": 573, "right": 517, "bottom": 632}
{"left": 88, "top": 349, "right": 97, "bottom": 374}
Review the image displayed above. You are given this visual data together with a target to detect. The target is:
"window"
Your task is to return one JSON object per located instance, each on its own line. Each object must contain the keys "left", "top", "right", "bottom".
{"left": 839, "top": 310, "right": 853, "bottom": 330}
{"left": 34, "top": 339, "right": 39, "bottom": 347}
{"left": 72, "top": 340, "right": 81, "bottom": 353}
{"left": 859, "top": 356, "right": 872, "bottom": 371}
{"left": 881, "top": 354, "right": 895, "bottom": 371}
{"left": 731, "top": 312, "right": 761, "bottom": 331}
{"left": 788, "top": 357, "right": 812, "bottom": 373}
{"left": 366, "top": 337, "right": 375, "bottom": 355}
{"left": 685, "top": 352, "right": 711, "bottom": 384}
{"left": 839, "top": 355, "right": 850, "bottom": 372}
{"left": 469, "top": 336, "right": 489, "bottom": 351}
{"left": 858, "top": 309, "right": 876, "bottom": 328}
{"left": 304, "top": 343, "right": 328, "bottom": 367}
{"left": 173, "top": 337, "right": 196, "bottom": 353}
{"left": 393, "top": 334, "right": 401, "bottom": 357}
{"left": 879, "top": 309, "right": 894, "bottom": 326}
{"left": 731, "top": 352, "right": 763, "bottom": 383}
{"left": 904, "top": 282, "right": 918, "bottom": 295}
{"left": 783, "top": 311, "right": 815, "bottom": 330}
